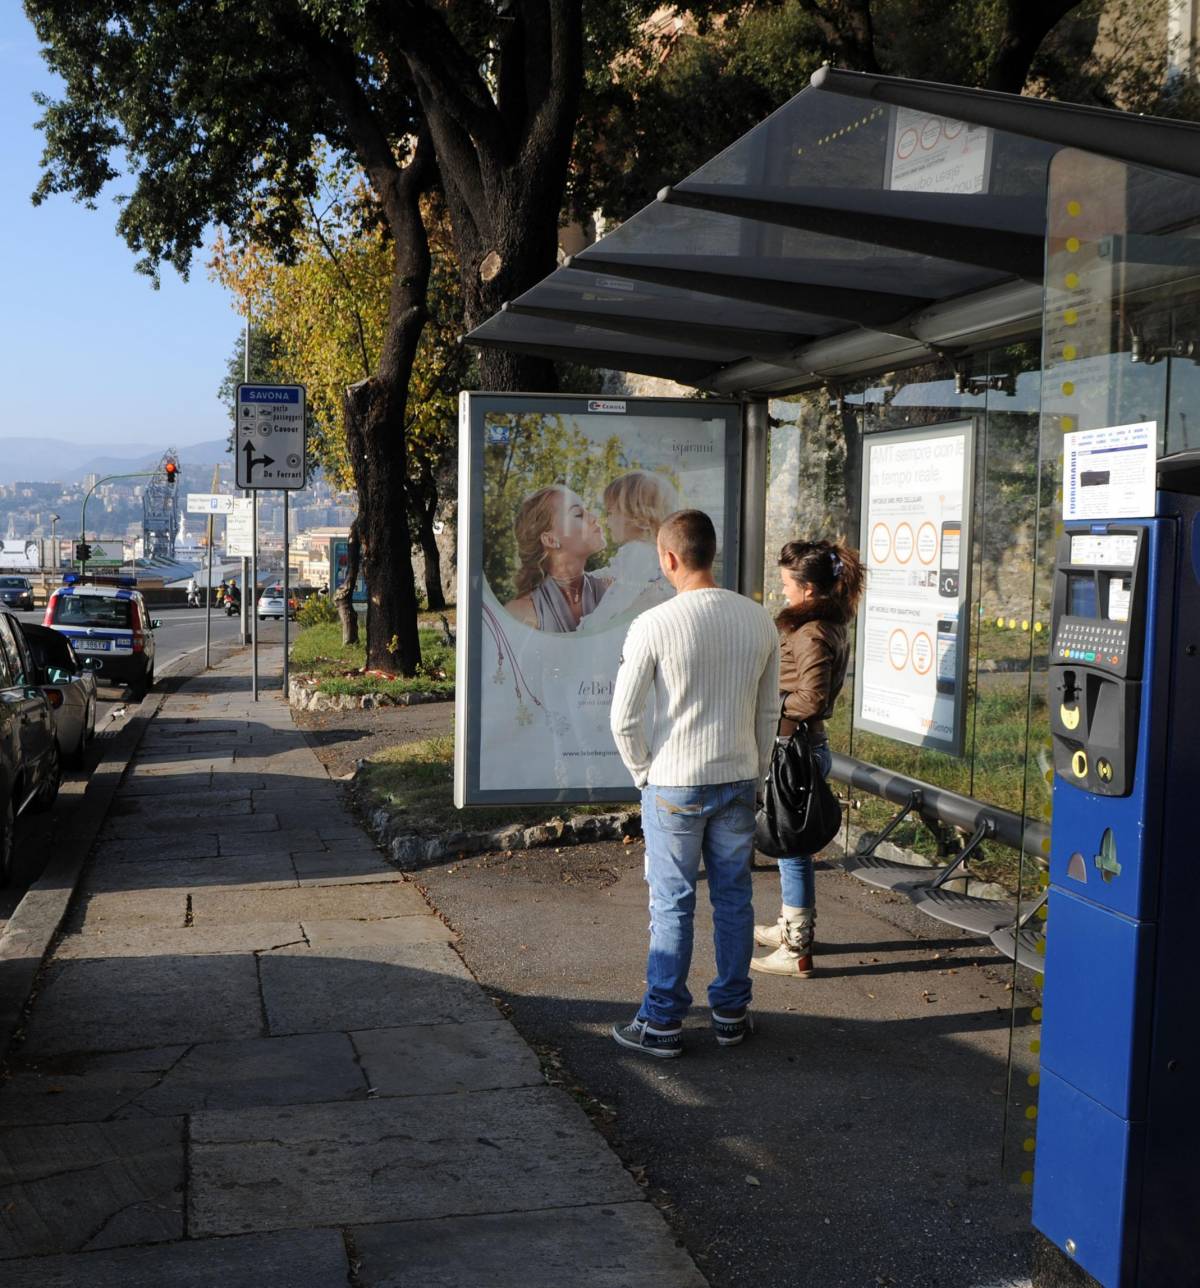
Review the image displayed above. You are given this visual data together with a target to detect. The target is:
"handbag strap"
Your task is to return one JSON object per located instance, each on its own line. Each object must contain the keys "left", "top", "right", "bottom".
{"left": 777, "top": 698, "right": 809, "bottom": 741}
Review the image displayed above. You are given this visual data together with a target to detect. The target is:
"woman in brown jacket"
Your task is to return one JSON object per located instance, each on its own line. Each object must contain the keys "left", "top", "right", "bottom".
{"left": 752, "top": 539, "right": 864, "bottom": 978}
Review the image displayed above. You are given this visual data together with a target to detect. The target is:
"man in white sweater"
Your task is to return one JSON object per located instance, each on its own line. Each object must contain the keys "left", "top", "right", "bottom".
{"left": 609, "top": 509, "right": 779, "bottom": 1057}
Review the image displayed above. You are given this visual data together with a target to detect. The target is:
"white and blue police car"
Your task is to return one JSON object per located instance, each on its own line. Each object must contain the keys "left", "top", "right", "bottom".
{"left": 43, "top": 576, "right": 158, "bottom": 697}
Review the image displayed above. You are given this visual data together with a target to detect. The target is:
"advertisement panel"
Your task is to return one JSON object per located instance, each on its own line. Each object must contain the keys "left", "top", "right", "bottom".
{"left": 330, "top": 537, "right": 367, "bottom": 604}
{"left": 0, "top": 540, "right": 40, "bottom": 571}
{"left": 886, "top": 107, "right": 991, "bottom": 194}
{"left": 224, "top": 499, "right": 253, "bottom": 558}
{"left": 456, "top": 392, "right": 742, "bottom": 807}
{"left": 854, "top": 421, "right": 975, "bottom": 756}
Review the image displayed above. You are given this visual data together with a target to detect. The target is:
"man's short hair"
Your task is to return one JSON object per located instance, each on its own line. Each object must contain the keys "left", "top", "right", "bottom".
{"left": 658, "top": 509, "right": 717, "bottom": 570}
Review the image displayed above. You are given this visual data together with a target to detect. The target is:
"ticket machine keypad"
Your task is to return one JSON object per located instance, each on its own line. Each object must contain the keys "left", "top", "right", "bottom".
{"left": 1055, "top": 621, "right": 1127, "bottom": 666}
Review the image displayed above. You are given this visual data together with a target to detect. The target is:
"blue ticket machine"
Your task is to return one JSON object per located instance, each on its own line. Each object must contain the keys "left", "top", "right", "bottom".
{"left": 1033, "top": 452, "right": 1200, "bottom": 1286}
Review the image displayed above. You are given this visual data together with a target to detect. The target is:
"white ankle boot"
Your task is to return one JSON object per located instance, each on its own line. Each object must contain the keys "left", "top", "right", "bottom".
{"left": 751, "top": 906, "right": 816, "bottom": 977}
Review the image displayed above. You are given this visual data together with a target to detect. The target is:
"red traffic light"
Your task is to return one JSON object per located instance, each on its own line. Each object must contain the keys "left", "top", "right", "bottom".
{"left": 164, "top": 461, "right": 178, "bottom": 483}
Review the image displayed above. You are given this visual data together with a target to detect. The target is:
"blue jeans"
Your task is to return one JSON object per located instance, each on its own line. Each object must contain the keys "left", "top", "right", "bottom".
{"left": 776, "top": 741, "right": 832, "bottom": 908}
{"left": 638, "top": 778, "right": 758, "bottom": 1026}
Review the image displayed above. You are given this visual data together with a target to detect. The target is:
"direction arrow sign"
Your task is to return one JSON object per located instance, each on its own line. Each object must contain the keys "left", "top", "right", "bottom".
{"left": 187, "top": 493, "right": 239, "bottom": 515}
{"left": 235, "top": 383, "right": 307, "bottom": 490}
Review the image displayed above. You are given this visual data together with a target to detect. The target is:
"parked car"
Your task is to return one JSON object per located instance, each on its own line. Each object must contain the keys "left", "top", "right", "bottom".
{"left": 0, "top": 576, "right": 35, "bottom": 612}
{"left": 257, "top": 585, "right": 296, "bottom": 620}
{"left": 43, "top": 575, "right": 159, "bottom": 699}
{"left": 19, "top": 622, "right": 99, "bottom": 769}
{"left": 0, "top": 610, "right": 60, "bottom": 885}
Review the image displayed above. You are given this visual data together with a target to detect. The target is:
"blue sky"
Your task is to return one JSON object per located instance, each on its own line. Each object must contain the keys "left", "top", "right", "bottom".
{"left": 0, "top": 9, "right": 240, "bottom": 451}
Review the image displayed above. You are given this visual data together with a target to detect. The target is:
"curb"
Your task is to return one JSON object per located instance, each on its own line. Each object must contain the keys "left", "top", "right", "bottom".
{"left": 0, "top": 647, "right": 238, "bottom": 1062}
{"left": 288, "top": 675, "right": 452, "bottom": 712}
{"left": 354, "top": 791, "right": 643, "bottom": 871}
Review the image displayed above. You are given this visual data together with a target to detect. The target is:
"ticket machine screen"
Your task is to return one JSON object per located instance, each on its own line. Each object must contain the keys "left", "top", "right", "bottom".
{"left": 1050, "top": 526, "right": 1147, "bottom": 795}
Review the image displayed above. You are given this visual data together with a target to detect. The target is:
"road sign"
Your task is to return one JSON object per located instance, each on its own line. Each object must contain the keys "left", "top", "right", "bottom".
{"left": 187, "top": 493, "right": 239, "bottom": 515}
{"left": 235, "top": 384, "right": 307, "bottom": 489}
{"left": 225, "top": 499, "right": 253, "bottom": 557}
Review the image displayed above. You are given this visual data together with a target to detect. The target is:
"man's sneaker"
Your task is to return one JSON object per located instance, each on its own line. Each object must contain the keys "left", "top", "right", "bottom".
{"left": 611, "top": 1016, "right": 683, "bottom": 1059}
{"left": 712, "top": 1008, "right": 754, "bottom": 1047}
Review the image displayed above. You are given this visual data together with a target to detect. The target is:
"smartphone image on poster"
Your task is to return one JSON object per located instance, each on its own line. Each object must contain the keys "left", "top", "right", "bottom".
{"left": 939, "top": 520, "right": 962, "bottom": 597}
{"left": 936, "top": 619, "right": 957, "bottom": 694}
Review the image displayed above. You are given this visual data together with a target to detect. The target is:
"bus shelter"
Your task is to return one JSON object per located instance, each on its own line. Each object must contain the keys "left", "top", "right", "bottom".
{"left": 463, "top": 68, "right": 1200, "bottom": 1288}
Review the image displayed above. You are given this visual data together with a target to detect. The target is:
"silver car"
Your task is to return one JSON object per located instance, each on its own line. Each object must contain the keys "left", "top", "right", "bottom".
{"left": 20, "top": 622, "right": 99, "bottom": 769}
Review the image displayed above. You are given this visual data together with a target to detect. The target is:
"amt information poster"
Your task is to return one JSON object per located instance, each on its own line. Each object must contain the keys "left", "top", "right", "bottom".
{"left": 455, "top": 392, "right": 742, "bottom": 807}
{"left": 854, "top": 421, "right": 975, "bottom": 755}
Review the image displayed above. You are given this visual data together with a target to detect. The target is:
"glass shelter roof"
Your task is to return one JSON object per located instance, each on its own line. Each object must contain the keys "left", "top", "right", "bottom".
{"left": 465, "top": 68, "right": 1200, "bottom": 396}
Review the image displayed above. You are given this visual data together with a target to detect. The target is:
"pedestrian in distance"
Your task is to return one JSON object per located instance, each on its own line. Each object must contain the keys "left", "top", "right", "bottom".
{"left": 752, "top": 539, "right": 864, "bottom": 978}
{"left": 187, "top": 574, "right": 199, "bottom": 607}
{"left": 609, "top": 509, "right": 780, "bottom": 1058}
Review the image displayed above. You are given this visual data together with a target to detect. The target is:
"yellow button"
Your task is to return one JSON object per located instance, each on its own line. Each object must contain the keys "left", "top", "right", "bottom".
{"left": 1072, "top": 750, "right": 1088, "bottom": 779}
{"left": 1060, "top": 704, "right": 1080, "bottom": 731}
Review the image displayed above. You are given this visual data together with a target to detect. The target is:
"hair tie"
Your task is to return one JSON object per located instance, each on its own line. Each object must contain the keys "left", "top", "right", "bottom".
{"left": 828, "top": 550, "right": 843, "bottom": 579}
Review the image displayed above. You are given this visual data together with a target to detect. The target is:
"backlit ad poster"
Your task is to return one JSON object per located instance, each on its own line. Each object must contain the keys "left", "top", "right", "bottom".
{"left": 854, "top": 421, "right": 975, "bottom": 756}
{"left": 455, "top": 392, "right": 742, "bottom": 806}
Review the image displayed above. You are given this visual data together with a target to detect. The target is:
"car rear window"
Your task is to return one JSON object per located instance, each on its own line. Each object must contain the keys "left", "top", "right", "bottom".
{"left": 52, "top": 594, "right": 133, "bottom": 628}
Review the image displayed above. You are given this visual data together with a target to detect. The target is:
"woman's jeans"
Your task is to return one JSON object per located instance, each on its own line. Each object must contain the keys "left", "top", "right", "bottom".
{"left": 776, "top": 741, "right": 833, "bottom": 909}
{"left": 638, "top": 779, "right": 758, "bottom": 1027}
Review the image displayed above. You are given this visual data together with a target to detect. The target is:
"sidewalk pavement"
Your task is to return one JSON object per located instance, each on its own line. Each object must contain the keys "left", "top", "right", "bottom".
{"left": 0, "top": 647, "right": 705, "bottom": 1286}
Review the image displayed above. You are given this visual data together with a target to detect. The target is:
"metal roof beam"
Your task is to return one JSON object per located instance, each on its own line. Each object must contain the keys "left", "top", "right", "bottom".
{"left": 566, "top": 252, "right": 933, "bottom": 328}
{"left": 462, "top": 334, "right": 720, "bottom": 387}
{"left": 812, "top": 65, "right": 1200, "bottom": 182}
{"left": 660, "top": 183, "right": 1043, "bottom": 282}
{"left": 501, "top": 301, "right": 814, "bottom": 360}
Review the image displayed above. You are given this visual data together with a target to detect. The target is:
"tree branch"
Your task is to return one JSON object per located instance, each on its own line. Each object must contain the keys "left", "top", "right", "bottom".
{"left": 306, "top": 193, "right": 373, "bottom": 380}
{"left": 986, "top": 0, "right": 1084, "bottom": 92}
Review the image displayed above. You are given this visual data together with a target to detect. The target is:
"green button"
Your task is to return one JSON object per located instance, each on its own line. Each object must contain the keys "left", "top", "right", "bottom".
{"left": 1085, "top": 651, "right": 1096, "bottom": 661}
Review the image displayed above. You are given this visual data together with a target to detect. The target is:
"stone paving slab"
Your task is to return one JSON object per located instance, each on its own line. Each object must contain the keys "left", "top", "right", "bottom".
{"left": 21, "top": 954, "right": 265, "bottom": 1056}
{"left": 0, "top": 1228, "right": 350, "bottom": 1287}
{"left": 84, "top": 853, "right": 300, "bottom": 893}
{"left": 352, "top": 1019, "right": 543, "bottom": 1097}
{"left": 53, "top": 924, "right": 305, "bottom": 959}
{"left": 188, "top": 1086, "right": 641, "bottom": 1235}
{"left": 110, "top": 773, "right": 214, "bottom": 798}
{"left": 0, "top": 1034, "right": 366, "bottom": 1124}
{"left": 0, "top": 1117, "right": 183, "bottom": 1258}
{"left": 216, "top": 828, "right": 352, "bottom": 856}
{"left": 107, "top": 796, "right": 252, "bottom": 819}
{"left": 259, "top": 939, "right": 495, "bottom": 1034}
{"left": 353, "top": 1203, "right": 709, "bottom": 1287}
{"left": 67, "top": 889, "right": 189, "bottom": 931}
{"left": 292, "top": 848, "right": 401, "bottom": 884}
{"left": 0, "top": 1045, "right": 189, "bottom": 1126}
{"left": 102, "top": 812, "right": 281, "bottom": 841}
{"left": 300, "top": 917, "right": 452, "bottom": 947}
{"left": 189, "top": 882, "right": 429, "bottom": 924}
{"left": 88, "top": 834, "right": 226, "bottom": 864}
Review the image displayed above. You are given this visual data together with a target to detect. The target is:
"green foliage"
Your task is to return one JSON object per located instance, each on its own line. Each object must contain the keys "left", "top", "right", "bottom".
{"left": 291, "top": 619, "right": 453, "bottom": 684}
{"left": 296, "top": 593, "right": 339, "bottom": 628}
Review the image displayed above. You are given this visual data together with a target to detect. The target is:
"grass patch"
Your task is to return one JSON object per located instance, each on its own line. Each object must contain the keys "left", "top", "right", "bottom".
{"left": 360, "top": 735, "right": 618, "bottom": 835}
{"left": 291, "top": 613, "right": 456, "bottom": 697}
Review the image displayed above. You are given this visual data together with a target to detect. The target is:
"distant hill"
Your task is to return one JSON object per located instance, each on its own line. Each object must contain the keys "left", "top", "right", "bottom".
{"left": 0, "top": 437, "right": 231, "bottom": 485}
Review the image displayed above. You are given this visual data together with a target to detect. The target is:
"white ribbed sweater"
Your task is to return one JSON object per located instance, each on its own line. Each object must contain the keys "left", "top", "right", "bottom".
{"left": 610, "top": 588, "right": 780, "bottom": 788}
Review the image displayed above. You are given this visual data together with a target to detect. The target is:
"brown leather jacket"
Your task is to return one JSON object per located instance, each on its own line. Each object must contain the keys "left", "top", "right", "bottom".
{"left": 778, "top": 618, "right": 850, "bottom": 740}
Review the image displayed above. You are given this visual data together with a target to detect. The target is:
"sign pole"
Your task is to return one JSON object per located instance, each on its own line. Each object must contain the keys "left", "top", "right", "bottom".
{"left": 282, "top": 491, "right": 290, "bottom": 696}
{"left": 242, "top": 315, "right": 251, "bottom": 649}
{"left": 250, "top": 491, "right": 259, "bottom": 701}
{"left": 205, "top": 512, "right": 213, "bottom": 669}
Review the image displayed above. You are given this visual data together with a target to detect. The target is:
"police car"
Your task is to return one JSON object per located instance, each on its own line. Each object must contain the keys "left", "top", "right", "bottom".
{"left": 43, "top": 576, "right": 159, "bottom": 697}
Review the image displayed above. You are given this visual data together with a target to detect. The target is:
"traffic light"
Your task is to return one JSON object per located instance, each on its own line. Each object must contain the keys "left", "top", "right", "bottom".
{"left": 75, "top": 541, "right": 92, "bottom": 564}
{"left": 164, "top": 460, "right": 179, "bottom": 485}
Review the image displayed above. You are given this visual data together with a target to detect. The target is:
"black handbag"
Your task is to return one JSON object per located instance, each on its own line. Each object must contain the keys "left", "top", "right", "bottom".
{"left": 754, "top": 704, "right": 843, "bottom": 859}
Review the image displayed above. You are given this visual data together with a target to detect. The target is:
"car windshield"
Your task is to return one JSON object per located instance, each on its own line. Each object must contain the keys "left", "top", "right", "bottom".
{"left": 0, "top": 577, "right": 29, "bottom": 588}
{"left": 52, "top": 594, "right": 133, "bottom": 628}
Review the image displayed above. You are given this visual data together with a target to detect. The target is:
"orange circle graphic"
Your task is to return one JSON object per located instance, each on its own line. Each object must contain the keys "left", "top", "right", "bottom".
{"left": 871, "top": 522, "right": 892, "bottom": 565}
{"left": 916, "top": 522, "right": 938, "bottom": 565}
{"left": 911, "top": 632, "right": 933, "bottom": 674}
{"left": 893, "top": 522, "right": 915, "bottom": 564}
{"left": 888, "top": 629, "right": 910, "bottom": 671}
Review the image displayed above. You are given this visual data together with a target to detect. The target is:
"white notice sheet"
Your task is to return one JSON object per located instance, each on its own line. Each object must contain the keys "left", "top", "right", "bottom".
{"left": 1063, "top": 422, "right": 1156, "bottom": 520}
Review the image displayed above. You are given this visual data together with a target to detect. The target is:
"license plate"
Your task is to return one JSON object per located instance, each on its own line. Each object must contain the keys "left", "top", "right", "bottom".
{"left": 75, "top": 640, "right": 111, "bottom": 652}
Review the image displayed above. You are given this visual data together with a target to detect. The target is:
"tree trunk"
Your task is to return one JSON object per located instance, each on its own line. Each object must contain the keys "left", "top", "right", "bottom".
{"left": 335, "top": 517, "right": 361, "bottom": 646}
{"left": 418, "top": 511, "right": 445, "bottom": 611}
{"left": 345, "top": 378, "right": 423, "bottom": 675}
{"left": 986, "top": 0, "right": 1084, "bottom": 92}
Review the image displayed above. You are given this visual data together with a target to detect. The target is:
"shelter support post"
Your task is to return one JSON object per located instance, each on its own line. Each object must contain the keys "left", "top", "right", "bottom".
{"left": 739, "top": 398, "right": 769, "bottom": 603}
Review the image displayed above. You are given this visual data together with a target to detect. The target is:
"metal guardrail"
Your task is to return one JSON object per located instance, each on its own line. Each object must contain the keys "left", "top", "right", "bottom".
{"left": 829, "top": 751, "right": 1049, "bottom": 860}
